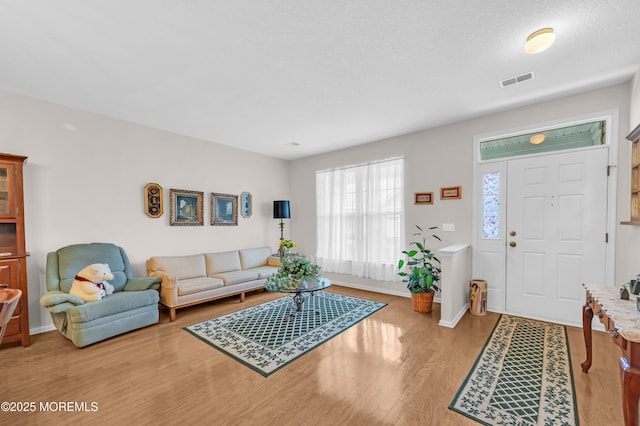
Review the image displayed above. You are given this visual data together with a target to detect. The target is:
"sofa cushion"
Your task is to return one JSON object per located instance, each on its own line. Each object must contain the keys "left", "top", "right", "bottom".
{"left": 178, "top": 277, "right": 224, "bottom": 296}
{"left": 68, "top": 290, "right": 159, "bottom": 323}
{"left": 211, "top": 270, "right": 260, "bottom": 286}
{"left": 239, "top": 247, "right": 272, "bottom": 270}
{"left": 267, "top": 257, "right": 282, "bottom": 267}
{"left": 205, "top": 251, "right": 241, "bottom": 275}
{"left": 147, "top": 255, "right": 206, "bottom": 280}
{"left": 249, "top": 266, "right": 280, "bottom": 279}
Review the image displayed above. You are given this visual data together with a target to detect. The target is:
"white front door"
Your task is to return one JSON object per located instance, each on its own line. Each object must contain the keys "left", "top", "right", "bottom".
{"left": 505, "top": 148, "right": 608, "bottom": 323}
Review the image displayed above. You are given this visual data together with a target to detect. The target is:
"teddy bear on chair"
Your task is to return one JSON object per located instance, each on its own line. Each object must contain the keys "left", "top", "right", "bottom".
{"left": 69, "top": 263, "right": 115, "bottom": 302}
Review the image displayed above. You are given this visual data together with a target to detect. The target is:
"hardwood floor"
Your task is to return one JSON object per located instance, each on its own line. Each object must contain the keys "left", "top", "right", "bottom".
{"left": 1, "top": 286, "right": 624, "bottom": 425}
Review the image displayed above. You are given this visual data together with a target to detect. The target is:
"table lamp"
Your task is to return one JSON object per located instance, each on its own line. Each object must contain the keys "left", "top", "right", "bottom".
{"left": 273, "top": 200, "right": 290, "bottom": 255}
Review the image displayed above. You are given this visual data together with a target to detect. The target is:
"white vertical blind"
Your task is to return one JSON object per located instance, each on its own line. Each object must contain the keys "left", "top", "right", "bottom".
{"left": 316, "top": 157, "right": 404, "bottom": 281}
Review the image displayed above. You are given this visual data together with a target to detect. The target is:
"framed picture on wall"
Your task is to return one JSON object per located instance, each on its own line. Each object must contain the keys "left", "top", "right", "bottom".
{"left": 212, "top": 193, "right": 238, "bottom": 226}
{"left": 144, "top": 182, "right": 164, "bottom": 218}
{"left": 240, "top": 192, "right": 252, "bottom": 218}
{"left": 414, "top": 192, "right": 433, "bottom": 205}
{"left": 440, "top": 186, "right": 462, "bottom": 200}
{"left": 169, "top": 189, "right": 203, "bottom": 226}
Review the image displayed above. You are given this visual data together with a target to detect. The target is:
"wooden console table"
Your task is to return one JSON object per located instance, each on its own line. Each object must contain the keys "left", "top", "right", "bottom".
{"left": 582, "top": 284, "right": 640, "bottom": 426}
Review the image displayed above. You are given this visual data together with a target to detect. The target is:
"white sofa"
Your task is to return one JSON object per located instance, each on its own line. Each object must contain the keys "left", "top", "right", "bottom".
{"left": 146, "top": 246, "right": 280, "bottom": 321}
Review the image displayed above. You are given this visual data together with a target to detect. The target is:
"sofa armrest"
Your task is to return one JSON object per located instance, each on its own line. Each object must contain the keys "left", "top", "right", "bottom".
{"left": 149, "top": 271, "right": 177, "bottom": 289}
{"left": 267, "top": 256, "right": 282, "bottom": 268}
{"left": 40, "top": 290, "right": 85, "bottom": 313}
{"left": 124, "top": 276, "right": 161, "bottom": 292}
{"left": 149, "top": 271, "right": 178, "bottom": 307}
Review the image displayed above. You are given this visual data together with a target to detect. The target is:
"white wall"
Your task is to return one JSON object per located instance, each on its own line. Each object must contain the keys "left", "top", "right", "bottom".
{"left": 630, "top": 68, "right": 640, "bottom": 131}
{"left": 0, "top": 90, "right": 290, "bottom": 334}
{"left": 290, "top": 82, "right": 635, "bottom": 295}
{"left": 6, "top": 76, "right": 639, "bottom": 334}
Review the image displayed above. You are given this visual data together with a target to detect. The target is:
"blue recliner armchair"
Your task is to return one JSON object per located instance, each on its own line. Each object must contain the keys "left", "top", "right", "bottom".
{"left": 40, "top": 243, "right": 161, "bottom": 347}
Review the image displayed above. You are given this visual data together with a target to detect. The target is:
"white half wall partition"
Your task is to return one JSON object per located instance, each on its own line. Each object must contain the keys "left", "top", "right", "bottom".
{"left": 438, "top": 244, "right": 471, "bottom": 328}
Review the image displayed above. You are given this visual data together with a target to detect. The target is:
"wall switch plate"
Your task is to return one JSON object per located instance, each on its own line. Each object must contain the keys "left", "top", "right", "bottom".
{"left": 442, "top": 223, "right": 455, "bottom": 232}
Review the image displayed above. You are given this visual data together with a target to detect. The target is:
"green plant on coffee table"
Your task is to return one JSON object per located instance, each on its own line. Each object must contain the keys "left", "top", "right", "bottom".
{"left": 397, "top": 225, "right": 442, "bottom": 294}
{"left": 267, "top": 252, "right": 320, "bottom": 285}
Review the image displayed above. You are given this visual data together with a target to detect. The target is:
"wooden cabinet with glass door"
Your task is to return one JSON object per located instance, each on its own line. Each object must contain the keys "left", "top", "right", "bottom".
{"left": 0, "top": 153, "right": 29, "bottom": 347}
{"left": 623, "top": 123, "right": 640, "bottom": 225}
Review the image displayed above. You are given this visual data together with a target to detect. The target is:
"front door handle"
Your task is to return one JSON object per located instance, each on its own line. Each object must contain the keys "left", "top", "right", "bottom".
{"left": 509, "top": 241, "right": 517, "bottom": 247}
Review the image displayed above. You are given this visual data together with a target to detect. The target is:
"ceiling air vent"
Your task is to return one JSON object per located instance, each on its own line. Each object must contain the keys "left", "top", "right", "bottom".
{"left": 500, "top": 72, "right": 534, "bottom": 88}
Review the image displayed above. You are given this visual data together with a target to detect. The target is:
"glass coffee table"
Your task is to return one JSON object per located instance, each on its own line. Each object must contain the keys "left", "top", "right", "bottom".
{"left": 265, "top": 277, "right": 331, "bottom": 318}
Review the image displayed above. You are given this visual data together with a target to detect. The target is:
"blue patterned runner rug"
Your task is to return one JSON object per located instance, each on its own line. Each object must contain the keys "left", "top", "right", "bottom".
{"left": 449, "top": 315, "right": 579, "bottom": 425}
{"left": 185, "top": 291, "right": 386, "bottom": 376}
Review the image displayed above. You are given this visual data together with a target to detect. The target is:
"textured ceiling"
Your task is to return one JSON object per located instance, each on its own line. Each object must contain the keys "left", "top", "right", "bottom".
{"left": 0, "top": 1, "right": 638, "bottom": 160}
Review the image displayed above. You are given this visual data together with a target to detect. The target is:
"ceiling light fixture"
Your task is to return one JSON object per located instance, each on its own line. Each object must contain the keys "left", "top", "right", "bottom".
{"left": 524, "top": 27, "right": 555, "bottom": 54}
{"left": 530, "top": 134, "right": 545, "bottom": 145}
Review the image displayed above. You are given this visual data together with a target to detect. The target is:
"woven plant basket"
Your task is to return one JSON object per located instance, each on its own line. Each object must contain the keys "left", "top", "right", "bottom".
{"left": 411, "top": 291, "right": 434, "bottom": 313}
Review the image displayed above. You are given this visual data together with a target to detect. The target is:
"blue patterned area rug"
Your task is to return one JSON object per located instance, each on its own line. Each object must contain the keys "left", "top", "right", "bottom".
{"left": 185, "top": 291, "right": 386, "bottom": 376}
{"left": 449, "top": 315, "right": 579, "bottom": 425}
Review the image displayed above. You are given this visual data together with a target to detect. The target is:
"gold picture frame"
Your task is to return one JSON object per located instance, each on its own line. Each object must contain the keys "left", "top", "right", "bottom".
{"left": 212, "top": 193, "right": 238, "bottom": 226}
{"left": 144, "top": 183, "right": 163, "bottom": 218}
{"left": 169, "top": 189, "right": 203, "bottom": 226}
{"left": 414, "top": 192, "right": 433, "bottom": 205}
{"left": 440, "top": 186, "right": 462, "bottom": 200}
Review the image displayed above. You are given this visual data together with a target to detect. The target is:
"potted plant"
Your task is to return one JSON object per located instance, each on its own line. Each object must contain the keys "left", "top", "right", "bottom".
{"left": 397, "top": 225, "right": 442, "bottom": 313}
{"left": 266, "top": 252, "right": 321, "bottom": 286}
{"left": 279, "top": 239, "right": 296, "bottom": 257}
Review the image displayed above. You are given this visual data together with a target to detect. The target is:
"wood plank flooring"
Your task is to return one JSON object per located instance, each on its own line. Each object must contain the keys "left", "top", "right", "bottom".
{"left": 0, "top": 286, "right": 624, "bottom": 425}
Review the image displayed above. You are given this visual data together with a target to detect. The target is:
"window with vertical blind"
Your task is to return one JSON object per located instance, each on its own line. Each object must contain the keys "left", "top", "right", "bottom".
{"left": 316, "top": 157, "right": 404, "bottom": 281}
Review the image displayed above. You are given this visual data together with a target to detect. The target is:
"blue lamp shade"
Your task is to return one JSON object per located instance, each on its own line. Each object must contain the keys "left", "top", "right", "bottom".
{"left": 273, "top": 200, "right": 291, "bottom": 219}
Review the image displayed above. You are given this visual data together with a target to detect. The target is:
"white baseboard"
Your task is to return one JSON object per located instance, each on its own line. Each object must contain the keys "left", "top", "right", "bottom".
{"left": 30, "top": 324, "right": 56, "bottom": 335}
{"left": 439, "top": 303, "right": 469, "bottom": 328}
{"left": 330, "top": 280, "right": 410, "bottom": 298}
